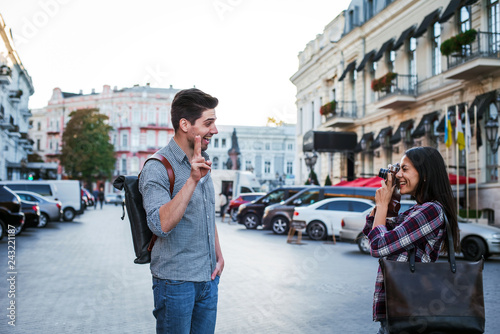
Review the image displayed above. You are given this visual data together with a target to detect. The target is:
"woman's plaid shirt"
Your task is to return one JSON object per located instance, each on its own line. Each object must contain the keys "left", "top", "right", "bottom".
{"left": 362, "top": 201, "right": 446, "bottom": 321}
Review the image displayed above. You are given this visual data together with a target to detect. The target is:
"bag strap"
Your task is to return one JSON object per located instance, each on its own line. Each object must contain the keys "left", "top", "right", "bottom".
{"left": 139, "top": 153, "right": 175, "bottom": 195}
{"left": 409, "top": 212, "right": 456, "bottom": 273}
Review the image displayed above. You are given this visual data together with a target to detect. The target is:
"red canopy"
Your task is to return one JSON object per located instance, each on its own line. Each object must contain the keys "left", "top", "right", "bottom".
{"left": 448, "top": 173, "right": 476, "bottom": 185}
{"left": 334, "top": 176, "right": 384, "bottom": 187}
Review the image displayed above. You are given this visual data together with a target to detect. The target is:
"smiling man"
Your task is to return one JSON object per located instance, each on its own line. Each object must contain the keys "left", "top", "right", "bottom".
{"left": 139, "top": 88, "right": 224, "bottom": 334}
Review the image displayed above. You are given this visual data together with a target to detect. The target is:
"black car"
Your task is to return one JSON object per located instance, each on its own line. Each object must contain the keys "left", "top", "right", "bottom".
{"left": 0, "top": 185, "right": 25, "bottom": 239}
{"left": 20, "top": 199, "right": 41, "bottom": 229}
{"left": 236, "top": 186, "right": 309, "bottom": 229}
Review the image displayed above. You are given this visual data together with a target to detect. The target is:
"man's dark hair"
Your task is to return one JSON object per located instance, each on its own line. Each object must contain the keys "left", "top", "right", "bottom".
{"left": 404, "top": 146, "right": 460, "bottom": 253}
{"left": 171, "top": 88, "right": 218, "bottom": 132}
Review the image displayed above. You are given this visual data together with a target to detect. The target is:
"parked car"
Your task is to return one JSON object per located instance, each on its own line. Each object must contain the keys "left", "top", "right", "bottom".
{"left": 291, "top": 197, "right": 375, "bottom": 241}
{"left": 262, "top": 186, "right": 378, "bottom": 235}
{"left": 20, "top": 199, "right": 40, "bottom": 229}
{"left": 82, "top": 188, "right": 95, "bottom": 207}
{"left": 236, "top": 186, "right": 309, "bottom": 229}
{"left": 0, "top": 185, "right": 25, "bottom": 239}
{"left": 228, "top": 192, "right": 266, "bottom": 221}
{"left": 340, "top": 200, "right": 416, "bottom": 253}
{"left": 105, "top": 193, "right": 123, "bottom": 206}
{"left": 14, "top": 191, "right": 62, "bottom": 227}
{"left": 340, "top": 201, "right": 500, "bottom": 261}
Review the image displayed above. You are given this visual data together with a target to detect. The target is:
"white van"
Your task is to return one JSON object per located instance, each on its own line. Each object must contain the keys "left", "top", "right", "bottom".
{"left": 211, "top": 170, "right": 261, "bottom": 212}
{"left": 0, "top": 180, "right": 82, "bottom": 221}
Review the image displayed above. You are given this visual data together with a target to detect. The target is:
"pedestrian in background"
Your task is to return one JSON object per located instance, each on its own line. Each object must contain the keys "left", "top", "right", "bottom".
{"left": 139, "top": 88, "right": 224, "bottom": 334}
{"left": 98, "top": 186, "right": 104, "bottom": 209}
{"left": 219, "top": 193, "right": 227, "bottom": 223}
{"left": 363, "top": 147, "right": 459, "bottom": 334}
{"left": 93, "top": 188, "right": 99, "bottom": 210}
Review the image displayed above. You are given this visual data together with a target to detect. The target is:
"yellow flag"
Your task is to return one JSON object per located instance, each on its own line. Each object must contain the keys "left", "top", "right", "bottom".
{"left": 456, "top": 110, "right": 465, "bottom": 151}
{"left": 445, "top": 111, "right": 452, "bottom": 148}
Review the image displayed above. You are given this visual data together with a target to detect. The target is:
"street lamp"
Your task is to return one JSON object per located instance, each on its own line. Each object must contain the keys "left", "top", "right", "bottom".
{"left": 485, "top": 118, "right": 500, "bottom": 154}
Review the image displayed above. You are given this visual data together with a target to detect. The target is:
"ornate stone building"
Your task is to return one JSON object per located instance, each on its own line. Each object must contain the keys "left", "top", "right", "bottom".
{"left": 291, "top": 0, "right": 500, "bottom": 224}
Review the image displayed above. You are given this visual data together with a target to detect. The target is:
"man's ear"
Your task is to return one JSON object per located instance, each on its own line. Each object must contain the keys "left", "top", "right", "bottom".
{"left": 179, "top": 118, "right": 189, "bottom": 132}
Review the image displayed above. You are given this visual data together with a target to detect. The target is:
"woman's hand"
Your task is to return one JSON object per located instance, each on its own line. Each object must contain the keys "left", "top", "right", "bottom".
{"left": 375, "top": 172, "right": 396, "bottom": 209}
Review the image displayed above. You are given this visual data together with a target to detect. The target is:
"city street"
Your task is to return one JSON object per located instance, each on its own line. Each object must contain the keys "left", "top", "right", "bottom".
{"left": 1, "top": 204, "right": 499, "bottom": 333}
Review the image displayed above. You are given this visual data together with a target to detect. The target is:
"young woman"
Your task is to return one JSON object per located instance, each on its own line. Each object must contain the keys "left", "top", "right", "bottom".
{"left": 362, "top": 146, "right": 460, "bottom": 333}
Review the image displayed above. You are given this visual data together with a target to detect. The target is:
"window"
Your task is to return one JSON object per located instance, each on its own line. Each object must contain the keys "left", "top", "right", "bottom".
{"left": 148, "top": 110, "right": 156, "bottom": 125}
{"left": 265, "top": 143, "right": 270, "bottom": 150}
{"left": 266, "top": 190, "right": 286, "bottom": 204}
{"left": 486, "top": 102, "right": 499, "bottom": 182}
{"left": 159, "top": 110, "right": 168, "bottom": 126}
{"left": 352, "top": 202, "right": 373, "bottom": 212}
{"left": 36, "top": 139, "right": 40, "bottom": 151}
{"left": 286, "top": 161, "right": 293, "bottom": 175}
{"left": 133, "top": 110, "right": 140, "bottom": 123}
{"left": 348, "top": 10, "right": 354, "bottom": 31}
{"left": 37, "top": 122, "right": 41, "bottom": 131}
{"left": 387, "top": 50, "right": 396, "bottom": 72}
{"left": 158, "top": 131, "right": 167, "bottom": 145}
{"left": 366, "top": 0, "right": 374, "bottom": 20}
{"left": 245, "top": 160, "right": 253, "bottom": 171}
{"left": 147, "top": 131, "right": 155, "bottom": 147}
{"left": 214, "top": 138, "right": 219, "bottom": 148}
{"left": 432, "top": 22, "right": 441, "bottom": 75}
{"left": 311, "top": 101, "right": 315, "bottom": 128}
{"left": 287, "top": 143, "right": 293, "bottom": 150}
{"left": 459, "top": 6, "right": 471, "bottom": 32}
{"left": 130, "top": 157, "right": 139, "bottom": 174}
{"left": 213, "top": 157, "right": 219, "bottom": 169}
{"left": 131, "top": 132, "right": 139, "bottom": 148}
{"left": 408, "top": 37, "right": 417, "bottom": 78}
{"left": 488, "top": 0, "right": 500, "bottom": 52}
{"left": 295, "top": 190, "right": 320, "bottom": 206}
{"left": 222, "top": 138, "right": 226, "bottom": 148}
{"left": 264, "top": 161, "right": 271, "bottom": 174}
{"left": 121, "top": 159, "right": 127, "bottom": 174}
{"left": 121, "top": 133, "right": 128, "bottom": 148}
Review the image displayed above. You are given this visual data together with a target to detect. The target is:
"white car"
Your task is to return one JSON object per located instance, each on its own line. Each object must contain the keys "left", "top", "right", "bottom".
{"left": 340, "top": 200, "right": 416, "bottom": 254}
{"left": 291, "top": 197, "right": 375, "bottom": 241}
{"left": 340, "top": 200, "right": 500, "bottom": 261}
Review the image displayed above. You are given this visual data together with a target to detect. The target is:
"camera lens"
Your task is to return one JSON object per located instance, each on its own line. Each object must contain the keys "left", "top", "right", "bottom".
{"left": 379, "top": 168, "right": 389, "bottom": 180}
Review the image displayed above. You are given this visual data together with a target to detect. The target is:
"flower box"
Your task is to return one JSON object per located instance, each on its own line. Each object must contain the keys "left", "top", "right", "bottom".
{"left": 320, "top": 100, "right": 336, "bottom": 116}
{"left": 371, "top": 72, "right": 397, "bottom": 92}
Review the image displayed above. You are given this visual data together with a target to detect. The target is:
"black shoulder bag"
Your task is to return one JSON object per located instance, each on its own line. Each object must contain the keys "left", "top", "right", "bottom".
{"left": 380, "top": 214, "right": 485, "bottom": 334}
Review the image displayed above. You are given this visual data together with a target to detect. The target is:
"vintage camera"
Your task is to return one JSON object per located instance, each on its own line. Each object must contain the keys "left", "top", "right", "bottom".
{"left": 378, "top": 163, "right": 400, "bottom": 181}
{"left": 378, "top": 163, "right": 401, "bottom": 217}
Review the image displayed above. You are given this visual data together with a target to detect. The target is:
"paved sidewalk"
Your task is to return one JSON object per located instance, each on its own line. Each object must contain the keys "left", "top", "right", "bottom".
{"left": 1, "top": 205, "right": 499, "bottom": 333}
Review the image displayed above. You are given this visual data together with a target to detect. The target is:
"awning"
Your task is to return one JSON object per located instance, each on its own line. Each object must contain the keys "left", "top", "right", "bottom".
{"left": 371, "top": 126, "right": 393, "bottom": 149}
{"left": 303, "top": 130, "right": 357, "bottom": 152}
{"left": 439, "top": 0, "right": 461, "bottom": 23}
{"left": 393, "top": 25, "right": 417, "bottom": 51}
{"left": 354, "top": 132, "right": 375, "bottom": 153}
{"left": 335, "top": 176, "right": 384, "bottom": 187}
{"left": 356, "top": 50, "right": 376, "bottom": 72}
{"left": 469, "top": 90, "right": 497, "bottom": 120}
{"left": 449, "top": 173, "right": 476, "bottom": 185}
{"left": 373, "top": 39, "right": 395, "bottom": 62}
{"left": 339, "top": 61, "right": 357, "bottom": 82}
{"left": 390, "top": 120, "right": 414, "bottom": 145}
{"left": 413, "top": 8, "right": 441, "bottom": 38}
{"left": 412, "top": 111, "right": 440, "bottom": 138}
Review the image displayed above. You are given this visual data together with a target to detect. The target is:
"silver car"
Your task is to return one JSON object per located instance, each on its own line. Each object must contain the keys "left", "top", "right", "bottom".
{"left": 14, "top": 191, "right": 62, "bottom": 227}
{"left": 340, "top": 201, "right": 500, "bottom": 261}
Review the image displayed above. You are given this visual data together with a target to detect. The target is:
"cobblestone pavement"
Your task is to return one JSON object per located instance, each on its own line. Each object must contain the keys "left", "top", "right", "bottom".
{"left": 1, "top": 204, "right": 499, "bottom": 333}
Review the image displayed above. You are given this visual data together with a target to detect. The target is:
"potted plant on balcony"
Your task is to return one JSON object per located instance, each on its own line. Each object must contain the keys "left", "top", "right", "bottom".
{"left": 440, "top": 29, "right": 477, "bottom": 57}
{"left": 371, "top": 72, "right": 396, "bottom": 92}
{"left": 320, "top": 100, "right": 336, "bottom": 117}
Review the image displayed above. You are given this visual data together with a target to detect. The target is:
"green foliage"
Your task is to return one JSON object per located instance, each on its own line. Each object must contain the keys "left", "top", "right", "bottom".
{"left": 371, "top": 72, "right": 397, "bottom": 92}
{"left": 440, "top": 29, "right": 477, "bottom": 56}
{"left": 324, "top": 174, "right": 332, "bottom": 186}
{"left": 320, "top": 101, "right": 337, "bottom": 116}
{"left": 305, "top": 170, "right": 319, "bottom": 185}
{"left": 60, "top": 108, "right": 116, "bottom": 184}
{"left": 458, "top": 209, "right": 482, "bottom": 219}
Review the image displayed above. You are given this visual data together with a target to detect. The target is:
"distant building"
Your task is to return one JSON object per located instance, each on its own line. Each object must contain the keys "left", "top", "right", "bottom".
{"left": 206, "top": 124, "right": 297, "bottom": 189}
{"left": 0, "top": 14, "right": 35, "bottom": 180}
{"left": 291, "top": 0, "right": 500, "bottom": 225}
{"left": 30, "top": 84, "right": 180, "bottom": 178}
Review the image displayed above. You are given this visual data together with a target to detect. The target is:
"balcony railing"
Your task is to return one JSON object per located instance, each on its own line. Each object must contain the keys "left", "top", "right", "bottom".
{"left": 374, "top": 74, "right": 417, "bottom": 109}
{"left": 446, "top": 31, "right": 500, "bottom": 69}
{"left": 323, "top": 101, "right": 357, "bottom": 127}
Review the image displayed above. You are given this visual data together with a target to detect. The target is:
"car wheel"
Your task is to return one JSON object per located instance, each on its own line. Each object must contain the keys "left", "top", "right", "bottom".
{"left": 307, "top": 220, "right": 327, "bottom": 241}
{"left": 0, "top": 219, "right": 5, "bottom": 240}
{"left": 243, "top": 213, "right": 259, "bottom": 229}
{"left": 63, "top": 208, "right": 76, "bottom": 222}
{"left": 461, "top": 236, "right": 486, "bottom": 261}
{"left": 271, "top": 216, "right": 289, "bottom": 235}
{"left": 357, "top": 235, "right": 370, "bottom": 254}
{"left": 38, "top": 213, "right": 49, "bottom": 228}
{"left": 230, "top": 208, "right": 238, "bottom": 222}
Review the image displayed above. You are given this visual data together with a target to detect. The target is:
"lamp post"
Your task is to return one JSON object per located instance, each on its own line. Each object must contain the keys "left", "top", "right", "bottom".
{"left": 485, "top": 118, "right": 500, "bottom": 154}
{"left": 424, "top": 118, "right": 438, "bottom": 148}
{"left": 304, "top": 151, "right": 318, "bottom": 184}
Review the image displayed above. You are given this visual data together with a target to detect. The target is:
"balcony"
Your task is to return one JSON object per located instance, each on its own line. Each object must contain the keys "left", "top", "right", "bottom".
{"left": 46, "top": 129, "right": 60, "bottom": 135}
{"left": 20, "top": 108, "right": 32, "bottom": 119}
{"left": 322, "top": 101, "right": 357, "bottom": 127}
{"left": 8, "top": 89, "right": 23, "bottom": 105}
{"left": 444, "top": 31, "right": 500, "bottom": 80}
{"left": 373, "top": 74, "right": 417, "bottom": 109}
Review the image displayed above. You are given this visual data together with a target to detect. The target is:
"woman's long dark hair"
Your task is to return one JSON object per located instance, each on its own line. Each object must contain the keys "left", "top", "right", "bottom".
{"left": 404, "top": 147, "right": 460, "bottom": 253}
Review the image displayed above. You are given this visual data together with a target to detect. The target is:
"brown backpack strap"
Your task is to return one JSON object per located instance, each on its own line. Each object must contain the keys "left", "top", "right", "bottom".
{"left": 139, "top": 153, "right": 175, "bottom": 196}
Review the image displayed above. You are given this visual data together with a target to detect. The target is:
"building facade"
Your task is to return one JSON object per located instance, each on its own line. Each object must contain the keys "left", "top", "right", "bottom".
{"left": 291, "top": 0, "right": 500, "bottom": 225}
{"left": 206, "top": 124, "right": 297, "bottom": 189}
{"left": 30, "top": 84, "right": 180, "bottom": 179}
{"left": 0, "top": 14, "right": 35, "bottom": 181}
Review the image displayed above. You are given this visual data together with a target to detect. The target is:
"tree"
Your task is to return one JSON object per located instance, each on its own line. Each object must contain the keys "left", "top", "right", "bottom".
{"left": 305, "top": 170, "right": 319, "bottom": 185}
{"left": 60, "top": 108, "right": 116, "bottom": 185}
{"left": 325, "top": 174, "right": 332, "bottom": 186}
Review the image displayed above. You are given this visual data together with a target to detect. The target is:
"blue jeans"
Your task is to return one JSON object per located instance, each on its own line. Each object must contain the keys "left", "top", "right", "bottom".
{"left": 152, "top": 276, "right": 220, "bottom": 334}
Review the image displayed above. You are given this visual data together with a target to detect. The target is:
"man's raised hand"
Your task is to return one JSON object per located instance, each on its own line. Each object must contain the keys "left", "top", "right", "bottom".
{"left": 191, "top": 135, "right": 212, "bottom": 181}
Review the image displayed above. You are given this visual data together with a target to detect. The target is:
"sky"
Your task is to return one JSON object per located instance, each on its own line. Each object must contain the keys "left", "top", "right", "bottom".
{"left": 1, "top": 0, "right": 350, "bottom": 126}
